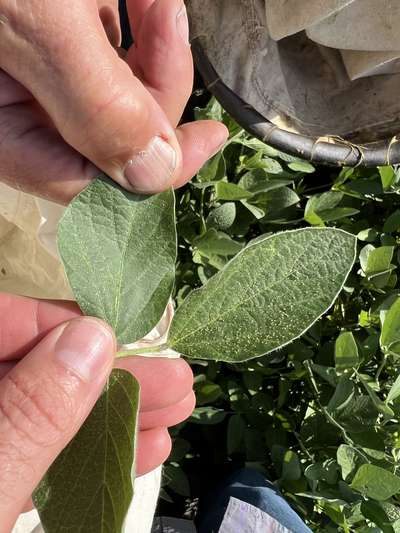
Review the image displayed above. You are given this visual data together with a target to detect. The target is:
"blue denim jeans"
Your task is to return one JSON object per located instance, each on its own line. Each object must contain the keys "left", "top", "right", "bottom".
{"left": 197, "top": 469, "right": 312, "bottom": 533}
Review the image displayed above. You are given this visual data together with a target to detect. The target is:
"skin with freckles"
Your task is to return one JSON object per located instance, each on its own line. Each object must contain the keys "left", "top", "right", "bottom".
{"left": 0, "top": 294, "right": 195, "bottom": 529}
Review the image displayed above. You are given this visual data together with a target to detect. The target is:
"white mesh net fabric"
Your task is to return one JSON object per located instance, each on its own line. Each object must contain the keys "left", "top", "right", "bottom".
{"left": 187, "top": 0, "right": 400, "bottom": 142}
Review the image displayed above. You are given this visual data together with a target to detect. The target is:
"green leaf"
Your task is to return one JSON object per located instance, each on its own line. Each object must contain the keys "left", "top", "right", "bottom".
{"left": 34, "top": 370, "right": 139, "bottom": 532}
{"left": 281, "top": 450, "right": 302, "bottom": 481}
{"left": 351, "top": 464, "right": 400, "bottom": 501}
{"left": 387, "top": 373, "right": 400, "bottom": 404}
{"left": 214, "top": 181, "right": 253, "bottom": 201}
{"left": 337, "top": 444, "right": 367, "bottom": 482}
{"left": 195, "top": 381, "right": 223, "bottom": 405}
{"left": 288, "top": 160, "right": 316, "bottom": 173}
{"left": 163, "top": 465, "right": 190, "bottom": 497}
{"left": 379, "top": 166, "right": 396, "bottom": 191}
{"left": 239, "top": 152, "right": 283, "bottom": 174}
{"left": 239, "top": 169, "right": 293, "bottom": 194}
{"left": 258, "top": 187, "right": 300, "bottom": 216}
{"left": 58, "top": 176, "right": 176, "bottom": 344}
{"left": 335, "top": 332, "right": 359, "bottom": 371}
{"left": 381, "top": 298, "right": 400, "bottom": 353}
{"left": 193, "top": 229, "right": 244, "bottom": 257}
{"left": 189, "top": 407, "right": 227, "bottom": 425}
{"left": 197, "top": 151, "right": 226, "bottom": 183}
{"left": 241, "top": 200, "right": 266, "bottom": 220}
{"left": 206, "top": 203, "right": 236, "bottom": 230}
{"left": 168, "top": 228, "right": 356, "bottom": 362}
{"left": 383, "top": 210, "right": 400, "bottom": 233}
{"left": 334, "top": 395, "right": 379, "bottom": 433}
{"left": 233, "top": 137, "right": 279, "bottom": 157}
{"left": 327, "top": 377, "right": 355, "bottom": 412}
{"left": 357, "top": 373, "right": 394, "bottom": 417}
{"left": 360, "top": 245, "right": 394, "bottom": 278}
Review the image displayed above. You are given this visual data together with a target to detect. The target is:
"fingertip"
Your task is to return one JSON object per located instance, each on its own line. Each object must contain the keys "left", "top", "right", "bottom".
{"left": 173, "top": 120, "right": 229, "bottom": 188}
{"left": 136, "top": 427, "right": 172, "bottom": 475}
{"left": 116, "top": 357, "right": 193, "bottom": 411}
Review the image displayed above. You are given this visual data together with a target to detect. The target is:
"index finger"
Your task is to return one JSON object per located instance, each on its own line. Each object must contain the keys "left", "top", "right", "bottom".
{"left": 0, "top": 294, "right": 80, "bottom": 361}
{"left": 126, "top": 0, "right": 155, "bottom": 38}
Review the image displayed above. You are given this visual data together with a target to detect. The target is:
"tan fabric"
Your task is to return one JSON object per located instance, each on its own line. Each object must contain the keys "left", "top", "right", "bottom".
{"left": 341, "top": 49, "right": 400, "bottom": 81}
{"left": 265, "top": 0, "right": 355, "bottom": 41}
{"left": 188, "top": 0, "right": 400, "bottom": 141}
{"left": 307, "top": 0, "right": 400, "bottom": 51}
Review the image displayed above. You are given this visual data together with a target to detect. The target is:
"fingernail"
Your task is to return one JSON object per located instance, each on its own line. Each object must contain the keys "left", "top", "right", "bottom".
{"left": 124, "top": 137, "right": 177, "bottom": 193}
{"left": 176, "top": 4, "right": 190, "bottom": 46}
{"left": 54, "top": 319, "right": 115, "bottom": 382}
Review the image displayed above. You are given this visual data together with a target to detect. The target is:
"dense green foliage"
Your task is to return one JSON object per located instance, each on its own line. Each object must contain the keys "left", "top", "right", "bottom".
{"left": 164, "top": 98, "right": 400, "bottom": 532}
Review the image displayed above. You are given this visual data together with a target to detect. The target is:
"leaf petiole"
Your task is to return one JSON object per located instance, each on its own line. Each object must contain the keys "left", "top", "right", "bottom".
{"left": 116, "top": 343, "right": 170, "bottom": 359}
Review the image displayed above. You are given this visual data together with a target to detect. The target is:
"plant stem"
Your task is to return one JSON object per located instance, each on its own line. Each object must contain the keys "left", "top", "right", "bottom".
{"left": 116, "top": 343, "right": 169, "bottom": 359}
{"left": 304, "top": 360, "right": 353, "bottom": 446}
{"left": 375, "top": 353, "right": 388, "bottom": 384}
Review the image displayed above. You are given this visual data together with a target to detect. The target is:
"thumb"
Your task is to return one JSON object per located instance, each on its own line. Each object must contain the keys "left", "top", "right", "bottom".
{"left": 0, "top": 1, "right": 181, "bottom": 194}
{"left": 0, "top": 317, "right": 115, "bottom": 530}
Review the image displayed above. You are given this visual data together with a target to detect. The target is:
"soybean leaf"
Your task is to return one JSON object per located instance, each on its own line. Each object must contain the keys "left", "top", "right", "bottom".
{"left": 327, "top": 377, "right": 355, "bottom": 413}
{"left": 58, "top": 176, "right": 176, "bottom": 344}
{"left": 233, "top": 137, "right": 279, "bottom": 157}
{"left": 193, "top": 229, "right": 244, "bottom": 258}
{"left": 281, "top": 450, "right": 302, "bottom": 481}
{"left": 34, "top": 370, "right": 139, "bottom": 533}
{"left": 383, "top": 210, "right": 400, "bottom": 233}
{"left": 337, "top": 445, "right": 367, "bottom": 482}
{"left": 239, "top": 169, "right": 292, "bottom": 194}
{"left": 238, "top": 152, "right": 283, "bottom": 174}
{"left": 190, "top": 407, "right": 227, "bottom": 425}
{"left": 304, "top": 191, "right": 359, "bottom": 225}
{"left": 351, "top": 464, "right": 400, "bottom": 501}
{"left": 206, "top": 203, "right": 236, "bottom": 231}
{"left": 334, "top": 395, "right": 379, "bottom": 433}
{"left": 387, "top": 374, "right": 400, "bottom": 404}
{"left": 381, "top": 298, "right": 400, "bottom": 354}
{"left": 357, "top": 373, "right": 394, "bottom": 418}
{"left": 168, "top": 228, "right": 357, "bottom": 362}
{"left": 335, "top": 332, "right": 359, "bottom": 371}
{"left": 163, "top": 465, "right": 190, "bottom": 497}
{"left": 197, "top": 152, "right": 226, "bottom": 183}
{"left": 379, "top": 166, "right": 397, "bottom": 191}
{"left": 241, "top": 200, "right": 266, "bottom": 220}
{"left": 360, "top": 246, "right": 394, "bottom": 278}
{"left": 214, "top": 181, "right": 253, "bottom": 201}
{"left": 195, "top": 381, "right": 223, "bottom": 405}
{"left": 288, "top": 160, "right": 315, "bottom": 174}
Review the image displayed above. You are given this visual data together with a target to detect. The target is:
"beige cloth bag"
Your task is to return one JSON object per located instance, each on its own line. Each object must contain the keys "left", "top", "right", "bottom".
{"left": 265, "top": 0, "right": 355, "bottom": 41}
{"left": 0, "top": 182, "right": 169, "bottom": 533}
{"left": 265, "top": 0, "right": 400, "bottom": 80}
{"left": 188, "top": 0, "right": 400, "bottom": 141}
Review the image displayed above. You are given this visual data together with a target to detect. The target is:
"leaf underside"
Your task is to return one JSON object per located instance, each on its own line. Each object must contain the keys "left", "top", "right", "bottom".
{"left": 33, "top": 369, "right": 139, "bottom": 533}
{"left": 168, "top": 228, "right": 357, "bottom": 362}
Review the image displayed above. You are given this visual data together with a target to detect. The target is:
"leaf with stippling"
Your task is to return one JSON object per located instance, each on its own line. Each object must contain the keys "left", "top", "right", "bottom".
{"left": 168, "top": 228, "right": 357, "bottom": 361}
{"left": 58, "top": 176, "right": 176, "bottom": 344}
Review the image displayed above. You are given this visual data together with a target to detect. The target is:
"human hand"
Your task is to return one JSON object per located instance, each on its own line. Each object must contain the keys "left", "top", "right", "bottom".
{"left": 0, "top": 0, "right": 228, "bottom": 203}
{"left": 0, "top": 294, "right": 194, "bottom": 531}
